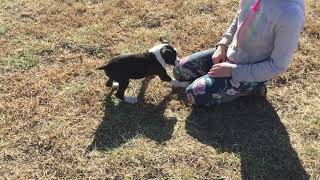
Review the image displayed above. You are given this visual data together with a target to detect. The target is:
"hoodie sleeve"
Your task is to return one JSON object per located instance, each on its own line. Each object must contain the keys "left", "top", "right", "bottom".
{"left": 231, "top": 4, "right": 305, "bottom": 82}
{"left": 217, "top": 16, "right": 238, "bottom": 46}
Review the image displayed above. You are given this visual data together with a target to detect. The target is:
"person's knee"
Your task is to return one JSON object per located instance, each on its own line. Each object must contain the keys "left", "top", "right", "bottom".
{"left": 185, "top": 92, "right": 210, "bottom": 106}
{"left": 184, "top": 76, "right": 227, "bottom": 106}
{"left": 185, "top": 83, "right": 209, "bottom": 106}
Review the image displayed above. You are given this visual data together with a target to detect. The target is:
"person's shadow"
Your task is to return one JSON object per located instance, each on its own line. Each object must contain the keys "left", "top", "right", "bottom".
{"left": 88, "top": 77, "right": 177, "bottom": 151}
{"left": 185, "top": 96, "right": 310, "bottom": 179}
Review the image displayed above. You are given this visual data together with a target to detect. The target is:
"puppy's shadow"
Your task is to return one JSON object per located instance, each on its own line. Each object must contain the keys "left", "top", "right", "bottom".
{"left": 186, "top": 97, "right": 309, "bottom": 179}
{"left": 88, "top": 77, "right": 177, "bottom": 151}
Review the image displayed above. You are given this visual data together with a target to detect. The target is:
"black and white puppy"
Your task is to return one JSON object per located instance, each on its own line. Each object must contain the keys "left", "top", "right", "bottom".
{"left": 97, "top": 44, "right": 188, "bottom": 104}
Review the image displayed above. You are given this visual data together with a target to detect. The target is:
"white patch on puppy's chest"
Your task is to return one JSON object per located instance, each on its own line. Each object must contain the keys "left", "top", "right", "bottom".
{"left": 149, "top": 44, "right": 167, "bottom": 70}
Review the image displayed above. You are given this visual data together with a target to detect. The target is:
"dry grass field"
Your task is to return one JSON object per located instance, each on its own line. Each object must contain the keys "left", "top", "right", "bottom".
{"left": 0, "top": 0, "right": 319, "bottom": 179}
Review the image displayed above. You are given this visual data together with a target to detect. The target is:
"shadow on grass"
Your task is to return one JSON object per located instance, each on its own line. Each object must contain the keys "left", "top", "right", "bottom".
{"left": 88, "top": 77, "right": 177, "bottom": 151}
{"left": 185, "top": 97, "right": 310, "bottom": 179}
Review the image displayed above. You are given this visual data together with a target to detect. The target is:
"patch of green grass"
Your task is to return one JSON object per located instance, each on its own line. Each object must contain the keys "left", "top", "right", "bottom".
{"left": 0, "top": 24, "right": 6, "bottom": 36}
{"left": 175, "top": 169, "right": 195, "bottom": 179}
{"left": 117, "top": 15, "right": 141, "bottom": 28}
{"left": 0, "top": 0, "right": 10, "bottom": 6}
{"left": 12, "top": 33, "right": 56, "bottom": 55}
{"left": 67, "top": 23, "right": 105, "bottom": 45}
{"left": 312, "top": 117, "right": 320, "bottom": 126}
{"left": 28, "top": 40, "right": 54, "bottom": 55}
{"left": 64, "top": 82, "right": 87, "bottom": 95}
{"left": 1, "top": 54, "right": 40, "bottom": 70}
{"left": 114, "top": 42, "right": 136, "bottom": 54}
{"left": 113, "top": 29, "right": 174, "bottom": 53}
{"left": 305, "top": 146, "right": 320, "bottom": 158}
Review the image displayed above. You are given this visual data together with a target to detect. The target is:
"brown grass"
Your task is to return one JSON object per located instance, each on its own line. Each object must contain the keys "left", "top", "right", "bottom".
{"left": 1, "top": 0, "right": 319, "bottom": 179}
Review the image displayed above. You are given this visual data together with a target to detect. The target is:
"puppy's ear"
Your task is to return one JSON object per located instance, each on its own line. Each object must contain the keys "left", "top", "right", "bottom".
{"left": 159, "top": 37, "right": 170, "bottom": 44}
{"left": 161, "top": 46, "right": 177, "bottom": 66}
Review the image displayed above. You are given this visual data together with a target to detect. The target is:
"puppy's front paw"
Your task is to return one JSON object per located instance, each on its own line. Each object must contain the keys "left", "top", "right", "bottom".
{"left": 112, "top": 82, "right": 119, "bottom": 89}
{"left": 171, "top": 79, "right": 190, "bottom": 88}
{"left": 124, "top": 96, "right": 138, "bottom": 104}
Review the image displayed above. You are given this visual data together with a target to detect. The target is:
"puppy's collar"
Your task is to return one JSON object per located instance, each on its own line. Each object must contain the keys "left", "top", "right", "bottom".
{"left": 149, "top": 44, "right": 167, "bottom": 70}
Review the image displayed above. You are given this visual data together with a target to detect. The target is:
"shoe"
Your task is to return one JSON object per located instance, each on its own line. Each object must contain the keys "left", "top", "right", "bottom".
{"left": 250, "top": 85, "right": 267, "bottom": 97}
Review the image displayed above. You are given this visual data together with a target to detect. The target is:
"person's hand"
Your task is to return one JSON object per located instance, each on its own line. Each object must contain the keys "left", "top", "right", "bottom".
{"left": 208, "top": 62, "right": 237, "bottom": 77}
{"left": 212, "top": 44, "right": 227, "bottom": 64}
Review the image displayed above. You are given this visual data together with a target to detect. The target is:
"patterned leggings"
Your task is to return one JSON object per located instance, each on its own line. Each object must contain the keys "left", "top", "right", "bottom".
{"left": 173, "top": 49, "right": 266, "bottom": 106}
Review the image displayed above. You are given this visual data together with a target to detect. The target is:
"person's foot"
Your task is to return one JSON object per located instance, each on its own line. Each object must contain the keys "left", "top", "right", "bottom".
{"left": 239, "top": 85, "right": 267, "bottom": 97}
{"left": 250, "top": 85, "right": 267, "bottom": 97}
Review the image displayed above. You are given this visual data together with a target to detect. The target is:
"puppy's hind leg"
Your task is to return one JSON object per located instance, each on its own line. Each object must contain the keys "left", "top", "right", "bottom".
{"left": 115, "top": 80, "right": 138, "bottom": 104}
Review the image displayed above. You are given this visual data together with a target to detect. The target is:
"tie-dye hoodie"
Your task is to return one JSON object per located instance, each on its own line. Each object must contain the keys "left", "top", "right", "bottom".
{"left": 218, "top": 0, "right": 305, "bottom": 82}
